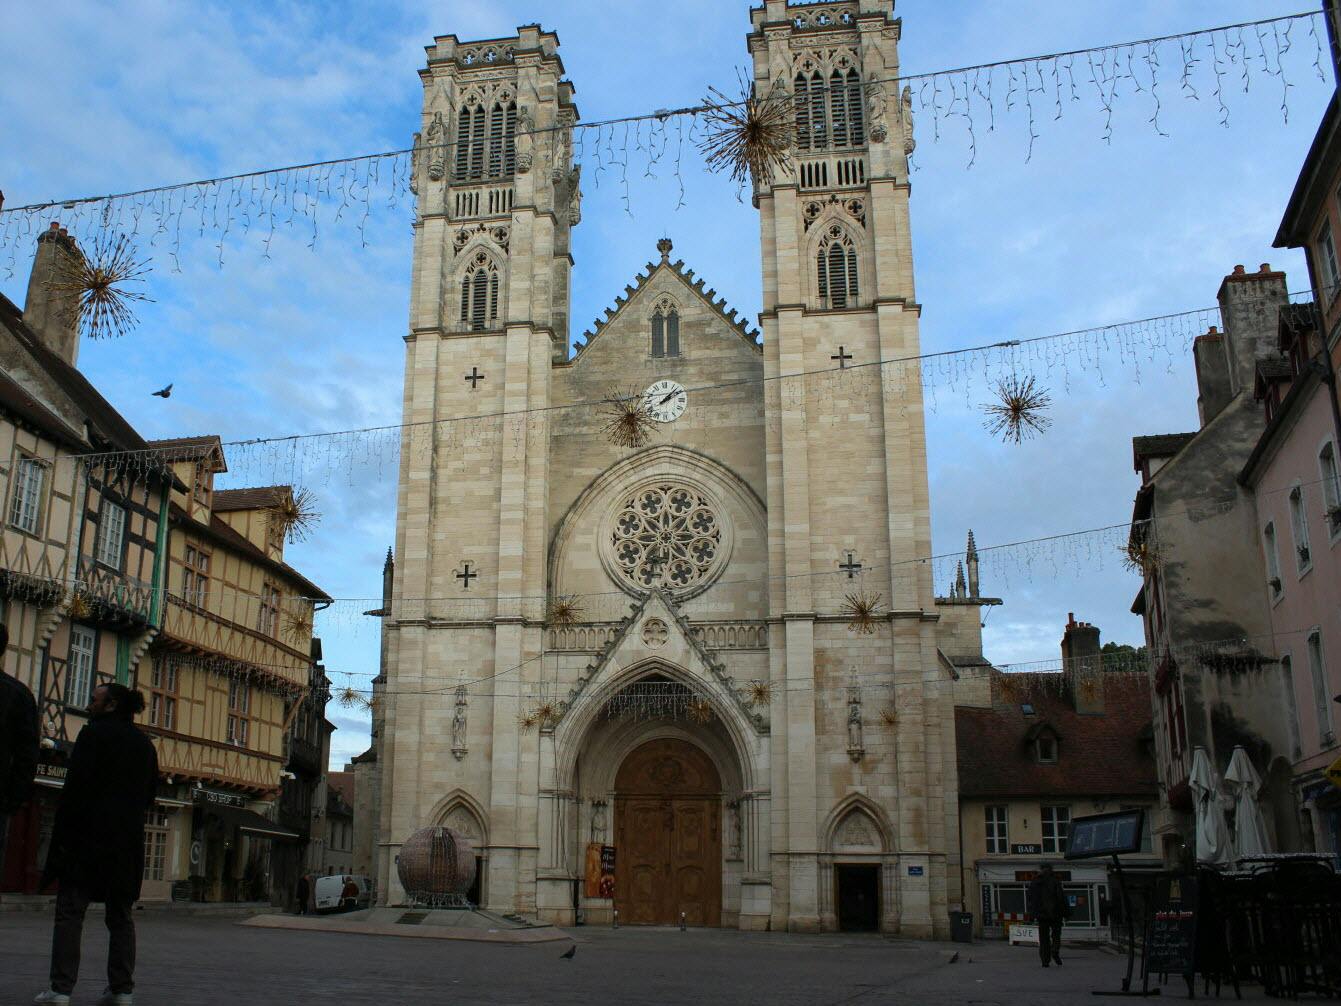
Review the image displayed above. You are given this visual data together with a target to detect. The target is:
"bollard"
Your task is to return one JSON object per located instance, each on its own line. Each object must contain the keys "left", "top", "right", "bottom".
{"left": 613, "top": 909, "right": 619, "bottom": 929}
{"left": 680, "top": 911, "right": 686, "bottom": 931}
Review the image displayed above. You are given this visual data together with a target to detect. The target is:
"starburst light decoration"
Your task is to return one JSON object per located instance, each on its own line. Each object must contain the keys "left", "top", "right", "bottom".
{"left": 268, "top": 486, "right": 321, "bottom": 544}
{"left": 697, "top": 80, "right": 794, "bottom": 188}
{"left": 981, "top": 374, "right": 1053, "bottom": 444}
{"left": 600, "top": 388, "right": 659, "bottom": 450}
{"left": 841, "top": 590, "right": 883, "bottom": 635}
{"left": 546, "top": 594, "right": 583, "bottom": 627}
{"left": 49, "top": 230, "right": 152, "bottom": 341}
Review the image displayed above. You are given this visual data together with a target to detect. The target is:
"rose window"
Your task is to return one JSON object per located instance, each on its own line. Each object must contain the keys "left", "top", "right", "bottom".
{"left": 610, "top": 484, "right": 723, "bottom": 594}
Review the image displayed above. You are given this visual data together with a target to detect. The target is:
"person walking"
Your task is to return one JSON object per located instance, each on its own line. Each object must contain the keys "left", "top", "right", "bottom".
{"left": 296, "top": 873, "right": 310, "bottom": 915}
{"left": 1, "top": 623, "right": 41, "bottom": 876}
{"left": 1027, "top": 862, "right": 1070, "bottom": 968}
{"left": 35, "top": 683, "right": 158, "bottom": 1006}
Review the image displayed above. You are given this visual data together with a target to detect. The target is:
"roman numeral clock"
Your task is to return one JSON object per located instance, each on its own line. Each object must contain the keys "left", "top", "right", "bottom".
{"left": 643, "top": 380, "right": 687, "bottom": 423}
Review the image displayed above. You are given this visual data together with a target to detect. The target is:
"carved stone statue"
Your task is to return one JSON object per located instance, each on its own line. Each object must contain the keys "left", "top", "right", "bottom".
{"left": 426, "top": 111, "right": 447, "bottom": 181}
{"left": 729, "top": 800, "right": 743, "bottom": 859}
{"left": 866, "top": 73, "right": 888, "bottom": 144}
{"left": 409, "top": 131, "right": 421, "bottom": 195}
{"left": 515, "top": 104, "right": 534, "bottom": 174}
{"left": 451, "top": 684, "right": 468, "bottom": 760}
{"left": 900, "top": 84, "right": 916, "bottom": 155}
{"left": 846, "top": 686, "right": 864, "bottom": 763}
{"left": 590, "top": 799, "right": 607, "bottom": 842}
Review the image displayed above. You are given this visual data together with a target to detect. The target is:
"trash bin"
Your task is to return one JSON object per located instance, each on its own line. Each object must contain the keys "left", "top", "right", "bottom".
{"left": 949, "top": 911, "right": 973, "bottom": 943}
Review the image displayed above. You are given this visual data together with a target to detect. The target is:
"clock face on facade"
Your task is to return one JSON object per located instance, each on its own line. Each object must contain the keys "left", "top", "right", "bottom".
{"left": 643, "top": 380, "right": 687, "bottom": 423}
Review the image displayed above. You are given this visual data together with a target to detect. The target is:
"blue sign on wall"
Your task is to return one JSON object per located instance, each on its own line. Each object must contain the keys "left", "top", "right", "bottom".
{"left": 907, "top": 865, "right": 924, "bottom": 876}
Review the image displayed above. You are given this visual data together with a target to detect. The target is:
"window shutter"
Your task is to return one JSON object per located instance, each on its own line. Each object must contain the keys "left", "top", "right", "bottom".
{"left": 846, "top": 245, "right": 859, "bottom": 303}
{"left": 794, "top": 74, "right": 811, "bottom": 151}
{"left": 454, "top": 108, "right": 472, "bottom": 180}
{"left": 816, "top": 248, "right": 829, "bottom": 303}
{"left": 488, "top": 102, "right": 505, "bottom": 177}
{"left": 846, "top": 69, "right": 864, "bottom": 146}
{"left": 471, "top": 269, "right": 489, "bottom": 330}
{"left": 666, "top": 311, "right": 680, "bottom": 357}
{"left": 504, "top": 102, "right": 517, "bottom": 176}
{"left": 489, "top": 271, "right": 499, "bottom": 323}
{"left": 810, "top": 73, "right": 828, "bottom": 150}
{"left": 651, "top": 313, "right": 665, "bottom": 358}
{"left": 460, "top": 276, "right": 471, "bottom": 326}
{"left": 830, "top": 70, "right": 848, "bottom": 148}
{"left": 828, "top": 243, "right": 847, "bottom": 308}
{"left": 469, "top": 106, "right": 486, "bottom": 179}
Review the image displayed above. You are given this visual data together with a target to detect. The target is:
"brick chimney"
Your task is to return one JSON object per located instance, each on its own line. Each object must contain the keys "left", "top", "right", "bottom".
{"left": 23, "top": 223, "right": 83, "bottom": 365}
{"left": 1061, "top": 612, "right": 1104, "bottom": 715}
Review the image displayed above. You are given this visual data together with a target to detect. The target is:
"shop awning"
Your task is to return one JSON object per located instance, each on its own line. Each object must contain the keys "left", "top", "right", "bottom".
{"left": 207, "top": 804, "right": 300, "bottom": 841}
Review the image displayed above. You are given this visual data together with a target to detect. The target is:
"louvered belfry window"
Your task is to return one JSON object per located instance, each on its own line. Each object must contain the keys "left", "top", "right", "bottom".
{"left": 456, "top": 99, "right": 518, "bottom": 181}
{"left": 460, "top": 254, "right": 500, "bottom": 331}
{"left": 795, "top": 67, "right": 865, "bottom": 152}
{"left": 817, "top": 228, "right": 859, "bottom": 309}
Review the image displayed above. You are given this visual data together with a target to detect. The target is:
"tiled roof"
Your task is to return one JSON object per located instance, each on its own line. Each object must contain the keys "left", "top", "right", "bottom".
{"left": 147, "top": 434, "right": 227, "bottom": 470}
{"left": 1255, "top": 356, "right": 1294, "bottom": 381}
{"left": 213, "top": 486, "right": 288, "bottom": 512}
{"left": 0, "top": 367, "right": 86, "bottom": 448}
{"left": 0, "top": 292, "right": 148, "bottom": 453}
{"left": 1132, "top": 433, "right": 1195, "bottom": 472}
{"left": 955, "top": 673, "right": 1158, "bottom": 799}
{"left": 326, "top": 771, "right": 354, "bottom": 806}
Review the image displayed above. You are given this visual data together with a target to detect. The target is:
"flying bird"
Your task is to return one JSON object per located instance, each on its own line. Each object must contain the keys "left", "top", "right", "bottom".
{"left": 559, "top": 944, "right": 576, "bottom": 960}
{"left": 151, "top": 383, "right": 173, "bottom": 398}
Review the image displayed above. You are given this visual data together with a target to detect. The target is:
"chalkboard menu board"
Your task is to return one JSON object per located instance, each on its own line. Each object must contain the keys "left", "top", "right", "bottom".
{"left": 1145, "top": 875, "right": 1198, "bottom": 978}
{"left": 1064, "top": 809, "right": 1145, "bottom": 859}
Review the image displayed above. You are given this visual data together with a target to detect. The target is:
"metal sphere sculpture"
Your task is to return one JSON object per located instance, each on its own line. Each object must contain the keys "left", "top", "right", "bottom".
{"left": 397, "top": 826, "right": 477, "bottom": 907}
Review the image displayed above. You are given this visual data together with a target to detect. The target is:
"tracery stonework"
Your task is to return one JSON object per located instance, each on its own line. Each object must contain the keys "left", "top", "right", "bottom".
{"left": 609, "top": 483, "right": 724, "bottom": 596}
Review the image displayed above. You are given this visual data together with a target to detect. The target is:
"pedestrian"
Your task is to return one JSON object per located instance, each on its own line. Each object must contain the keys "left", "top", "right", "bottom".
{"left": 1026, "top": 862, "right": 1070, "bottom": 968}
{"left": 35, "top": 683, "right": 158, "bottom": 1006}
{"left": 1, "top": 623, "right": 41, "bottom": 875}
{"left": 341, "top": 876, "right": 359, "bottom": 912}
{"left": 296, "top": 873, "right": 310, "bottom": 915}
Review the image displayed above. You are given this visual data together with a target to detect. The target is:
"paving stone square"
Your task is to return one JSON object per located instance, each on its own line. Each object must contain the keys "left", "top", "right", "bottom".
{"left": 0, "top": 912, "right": 1284, "bottom": 1005}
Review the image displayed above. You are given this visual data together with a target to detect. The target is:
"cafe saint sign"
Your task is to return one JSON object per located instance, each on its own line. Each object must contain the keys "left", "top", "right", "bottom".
{"left": 192, "top": 787, "right": 246, "bottom": 809}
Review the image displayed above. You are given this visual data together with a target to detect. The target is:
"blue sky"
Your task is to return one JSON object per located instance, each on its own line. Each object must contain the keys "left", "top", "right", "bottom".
{"left": 0, "top": 1, "right": 1332, "bottom": 769}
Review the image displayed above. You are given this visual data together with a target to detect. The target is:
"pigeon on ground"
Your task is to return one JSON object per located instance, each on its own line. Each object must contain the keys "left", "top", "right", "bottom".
{"left": 560, "top": 944, "right": 576, "bottom": 960}
{"left": 948, "top": 951, "right": 960, "bottom": 964}
{"left": 152, "top": 384, "right": 173, "bottom": 398}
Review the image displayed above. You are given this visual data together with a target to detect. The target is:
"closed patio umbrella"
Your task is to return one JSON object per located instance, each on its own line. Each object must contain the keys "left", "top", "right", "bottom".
{"left": 1188, "top": 747, "right": 1233, "bottom": 866}
{"left": 1223, "top": 746, "right": 1271, "bottom": 859}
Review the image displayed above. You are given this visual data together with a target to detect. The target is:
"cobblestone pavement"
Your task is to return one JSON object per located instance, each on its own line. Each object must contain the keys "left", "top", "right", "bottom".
{"left": 0, "top": 912, "right": 1280, "bottom": 1005}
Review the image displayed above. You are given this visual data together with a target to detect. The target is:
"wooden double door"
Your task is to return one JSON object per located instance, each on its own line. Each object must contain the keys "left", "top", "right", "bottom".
{"left": 614, "top": 739, "right": 722, "bottom": 927}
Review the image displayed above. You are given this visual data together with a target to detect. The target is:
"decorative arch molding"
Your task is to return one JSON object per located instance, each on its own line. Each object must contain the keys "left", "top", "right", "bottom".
{"left": 552, "top": 655, "right": 762, "bottom": 796}
{"left": 823, "top": 793, "right": 892, "bottom": 854}
{"left": 427, "top": 788, "right": 490, "bottom": 848}
{"left": 445, "top": 240, "right": 509, "bottom": 333}
{"left": 548, "top": 444, "right": 765, "bottom": 602}
{"left": 806, "top": 216, "right": 867, "bottom": 311}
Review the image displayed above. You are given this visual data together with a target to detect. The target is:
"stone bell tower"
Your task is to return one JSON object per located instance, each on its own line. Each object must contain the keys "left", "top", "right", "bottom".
{"left": 379, "top": 26, "right": 581, "bottom": 905}
{"left": 748, "top": 1, "right": 959, "bottom": 937}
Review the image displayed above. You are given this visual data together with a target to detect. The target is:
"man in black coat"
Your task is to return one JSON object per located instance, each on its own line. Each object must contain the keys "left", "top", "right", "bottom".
{"left": 0, "top": 623, "right": 41, "bottom": 875}
{"left": 1027, "top": 862, "right": 1070, "bottom": 968}
{"left": 35, "top": 683, "right": 158, "bottom": 1006}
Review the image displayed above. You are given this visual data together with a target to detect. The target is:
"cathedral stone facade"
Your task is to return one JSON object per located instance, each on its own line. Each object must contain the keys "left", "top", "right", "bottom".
{"left": 373, "top": 1, "right": 980, "bottom": 937}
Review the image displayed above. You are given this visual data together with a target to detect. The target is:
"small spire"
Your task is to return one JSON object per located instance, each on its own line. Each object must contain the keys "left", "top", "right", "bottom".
{"left": 955, "top": 561, "right": 966, "bottom": 597}
{"left": 383, "top": 546, "right": 394, "bottom": 572}
{"left": 657, "top": 237, "right": 673, "bottom": 262}
{"left": 966, "top": 529, "right": 977, "bottom": 560}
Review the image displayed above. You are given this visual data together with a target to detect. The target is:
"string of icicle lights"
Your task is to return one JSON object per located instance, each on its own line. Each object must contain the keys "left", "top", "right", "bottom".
{"left": 0, "top": 10, "right": 1325, "bottom": 276}
{"left": 59, "top": 284, "right": 1316, "bottom": 488}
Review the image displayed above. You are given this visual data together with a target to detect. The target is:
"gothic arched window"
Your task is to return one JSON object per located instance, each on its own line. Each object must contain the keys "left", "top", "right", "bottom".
{"left": 796, "top": 66, "right": 865, "bottom": 152}
{"left": 460, "top": 252, "right": 501, "bottom": 331}
{"left": 651, "top": 300, "right": 680, "bottom": 358}
{"left": 454, "top": 98, "right": 517, "bottom": 181}
{"left": 829, "top": 68, "right": 864, "bottom": 148}
{"left": 817, "top": 227, "right": 859, "bottom": 309}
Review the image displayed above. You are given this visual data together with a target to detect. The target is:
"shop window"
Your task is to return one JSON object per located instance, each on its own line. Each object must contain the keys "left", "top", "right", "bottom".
{"left": 143, "top": 810, "right": 169, "bottom": 881}
{"left": 985, "top": 805, "right": 1008, "bottom": 854}
{"left": 1041, "top": 805, "right": 1070, "bottom": 853}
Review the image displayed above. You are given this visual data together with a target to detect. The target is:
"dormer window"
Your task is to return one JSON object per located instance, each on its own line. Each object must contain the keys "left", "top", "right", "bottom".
{"left": 1036, "top": 736, "right": 1057, "bottom": 763}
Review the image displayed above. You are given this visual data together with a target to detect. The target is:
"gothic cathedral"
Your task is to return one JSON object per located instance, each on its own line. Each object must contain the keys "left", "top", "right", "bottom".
{"left": 374, "top": 1, "right": 970, "bottom": 937}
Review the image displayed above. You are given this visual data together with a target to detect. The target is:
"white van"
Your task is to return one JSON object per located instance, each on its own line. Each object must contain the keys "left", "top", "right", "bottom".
{"left": 313, "top": 874, "right": 371, "bottom": 913}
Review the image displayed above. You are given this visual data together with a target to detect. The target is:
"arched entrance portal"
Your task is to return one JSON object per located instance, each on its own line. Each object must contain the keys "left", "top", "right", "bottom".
{"left": 614, "top": 738, "right": 722, "bottom": 926}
